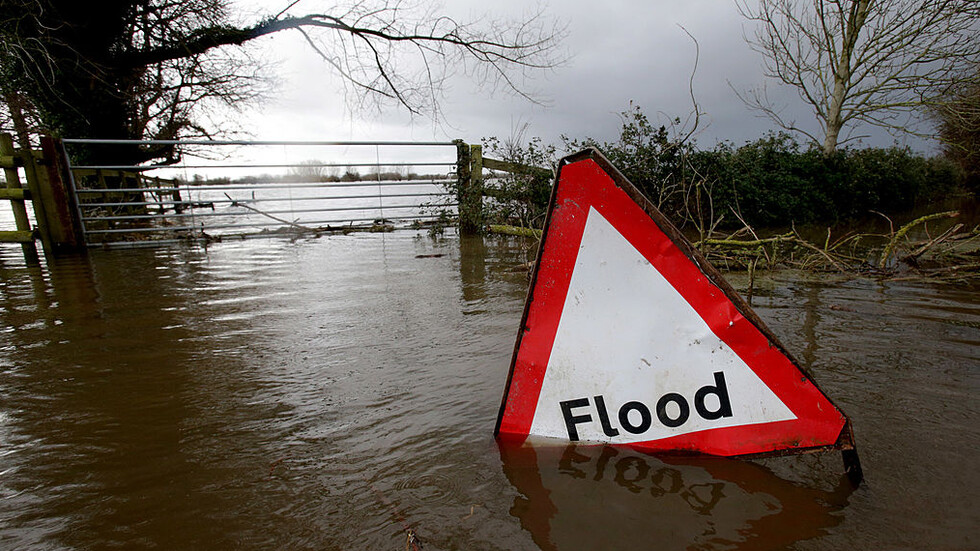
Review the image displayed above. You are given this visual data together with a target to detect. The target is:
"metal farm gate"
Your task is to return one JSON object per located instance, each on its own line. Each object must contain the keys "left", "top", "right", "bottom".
{"left": 62, "top": 139, "right": 460, "bottom": 246}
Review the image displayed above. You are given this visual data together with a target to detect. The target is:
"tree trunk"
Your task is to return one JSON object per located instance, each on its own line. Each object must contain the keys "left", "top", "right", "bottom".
{"left": 822, "top": 0, "right": 871, "bottom": 156}
{"left": 823, "top": 107, "right": 843, "bottom": 155}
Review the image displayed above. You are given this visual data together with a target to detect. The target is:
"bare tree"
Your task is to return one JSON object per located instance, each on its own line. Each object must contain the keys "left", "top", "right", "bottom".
{"left": 0, "top": 91, "right": 44, "bottom": 149}
{"left": 287, "top": 160, "right": 328, "bottom": 182}
{"left": 0, "top": 0, "right": 565, "bottom": 164}
{"left": 936, "top": 63, "right": 980, "bottom": 188}
{"left": 736, "top": 0, "right": 980, "bottom": 154}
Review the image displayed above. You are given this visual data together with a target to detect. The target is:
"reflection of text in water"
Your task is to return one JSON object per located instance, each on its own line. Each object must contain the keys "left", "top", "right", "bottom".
{"left": 559, "top": 446, "right": 726, "bottom": 515}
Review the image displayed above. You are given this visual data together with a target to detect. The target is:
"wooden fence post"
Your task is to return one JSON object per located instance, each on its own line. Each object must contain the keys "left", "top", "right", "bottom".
{"left": 0, "top": 133, "right": 86, "bottom": 253}
{"left": 15, "top": 139, "right": 57, "bottom": 251}
{"left": 456, "top": 141, "right": 484, "bottom": 235}
{"left": 455, "top": 140, "right": 472, "bottom": 233}
{"left": 38, "top": 136, "right": 84, "bottom": 251}
{"left": 0, "top": 133, "right": 40, "bottom": 260}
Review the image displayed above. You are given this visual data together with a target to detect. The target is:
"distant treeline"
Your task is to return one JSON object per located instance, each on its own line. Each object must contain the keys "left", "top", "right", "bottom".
{"left": 178, "top": 165, "right": 451, "bottom": 186}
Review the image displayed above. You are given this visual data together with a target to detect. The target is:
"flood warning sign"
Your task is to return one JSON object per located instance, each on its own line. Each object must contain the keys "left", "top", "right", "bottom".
{"left": 494, "top": 149, "right": 860, "bottom": 462}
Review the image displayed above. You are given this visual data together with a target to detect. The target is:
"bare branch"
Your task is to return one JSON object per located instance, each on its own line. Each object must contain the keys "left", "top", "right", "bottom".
{"left": 0, "top": 0, "right": 566, "bottom": 163}
{"left": 737, "top": 0, "right": 980, "bottom": 154}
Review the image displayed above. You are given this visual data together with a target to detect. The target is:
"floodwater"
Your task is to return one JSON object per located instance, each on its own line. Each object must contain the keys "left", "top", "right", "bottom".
{"left": 0, "top": 232, "right": 976, "bottom": 550}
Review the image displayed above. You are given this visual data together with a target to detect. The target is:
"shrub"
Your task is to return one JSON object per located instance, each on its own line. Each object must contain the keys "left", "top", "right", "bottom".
{"left": 689, "top": 134, "right": 967, "bottom": 228}
{"left": 478, "top": 106, "right": 969, "bottom": 232}
{"left": 480, "top": 135, "right": 557, "bottom": 229}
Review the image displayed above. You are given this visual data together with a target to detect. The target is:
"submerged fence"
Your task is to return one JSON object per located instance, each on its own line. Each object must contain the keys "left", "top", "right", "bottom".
{"left": 61, "top": 139, "right": 460, "bottom": 246}
{"left": 0, "top": 135, "right": 546, "bottom": 254}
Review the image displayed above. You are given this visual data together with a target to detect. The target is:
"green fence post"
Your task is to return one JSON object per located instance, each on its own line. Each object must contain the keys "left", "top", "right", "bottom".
{"left": 457, "top": 143, "right": 483, "bottom": 235}
{"left": 455, "top": 140, "right": 473, "bottom": 234}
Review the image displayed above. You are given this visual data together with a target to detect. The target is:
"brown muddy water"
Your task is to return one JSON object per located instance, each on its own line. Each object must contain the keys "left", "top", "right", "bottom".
{"left": 0, "top": 232, "right": 977, "bottom": 550}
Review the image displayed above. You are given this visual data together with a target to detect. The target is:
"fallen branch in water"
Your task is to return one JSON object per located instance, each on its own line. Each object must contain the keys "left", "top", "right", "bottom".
{"left": 224, "top": 193, "right": 319, "bottom": 234}
{"left": 696, "top": 231, "right": 851, "bottom": 273}
{"left": 489, "top": 210, "right": 979, "bottom": 283}
{"left": 691, "top": 211, "right": 977, "bottom": 282}
{"left": 901, "top": 223, "right": 963, "bottom": 265}
{"left": 879, "top": 211, "right": 959, "bottom": 269}
{"left": 696, "top": 233, "right": 794, "bottom": 248}
{"left": 790, "top": 231, "right": 849, "bottom": 274}
{"left": 920, "top": 262, "right": 980, "bottom": 275}
{"left": 488, "top": 224, "right": 542, "bottom": 239}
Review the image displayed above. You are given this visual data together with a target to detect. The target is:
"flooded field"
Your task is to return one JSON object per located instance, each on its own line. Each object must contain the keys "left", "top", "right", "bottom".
{"left": 0, "top": 232, "right": 977, "bottom": 550}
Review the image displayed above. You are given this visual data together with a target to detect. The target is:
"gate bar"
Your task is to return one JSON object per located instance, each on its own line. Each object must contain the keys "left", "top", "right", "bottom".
{"left": 63, "top": 139, "right": 456, "bottom": 146}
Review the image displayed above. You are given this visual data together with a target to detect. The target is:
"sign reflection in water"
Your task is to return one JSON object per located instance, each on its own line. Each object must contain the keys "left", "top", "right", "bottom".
{"left": 499, "top": 441, "right": 852, "bottom": 550}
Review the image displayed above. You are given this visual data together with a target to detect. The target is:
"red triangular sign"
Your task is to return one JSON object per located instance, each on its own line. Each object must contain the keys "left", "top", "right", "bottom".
{"left": 495, "top": 149, "right": 859, "bottom": 465}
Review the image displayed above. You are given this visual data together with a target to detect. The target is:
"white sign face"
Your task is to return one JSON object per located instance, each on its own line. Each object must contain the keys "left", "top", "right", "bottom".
{"left": 527, "top": 208, "right": 796, "bottom": 444}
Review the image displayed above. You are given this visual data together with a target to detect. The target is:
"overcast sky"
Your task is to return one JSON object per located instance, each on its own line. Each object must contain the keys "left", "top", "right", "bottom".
{"left": 230, "top": 0, "right": 935, "bottom": 155}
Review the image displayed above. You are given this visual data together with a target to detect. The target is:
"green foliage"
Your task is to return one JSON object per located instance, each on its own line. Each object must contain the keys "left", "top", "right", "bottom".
{"left": 479, "top": 105, "right": 968, "bottom": 232}
{"left": 480, "top": 136, "right": 557, "bottom": 229}
{"left": 563, "top": 105, "right": 697, "bottom": 224}
{"left": 695, "top": 134, "right": 834, "bottom": 227}
{"left": 695, "top": 134, "right": 965, "bottom": 227}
